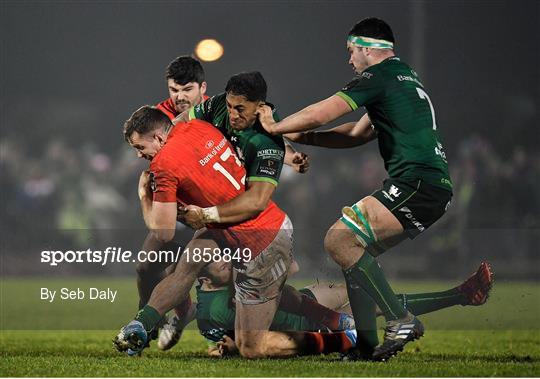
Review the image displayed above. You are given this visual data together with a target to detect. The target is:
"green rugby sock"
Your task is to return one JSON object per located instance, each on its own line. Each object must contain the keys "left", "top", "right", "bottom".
{"left": 343, "top": 274, "right": 379, "bottom": 355}
{"left": 397, "top": 288, "right": 466, "bottom": 316}
{"left": 345, "top": 253, "right": 407, "bottom": 321}
{"left": 135, "top": 304, "right": 162, "bottom": 332}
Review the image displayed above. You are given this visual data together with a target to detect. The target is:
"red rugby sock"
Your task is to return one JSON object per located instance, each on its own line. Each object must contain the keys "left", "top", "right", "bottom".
{"left": 303, "top": 332, "right": 353, "bottom": 354}
{"left": 300, "top": 295, "right": 341, "bottom": 330}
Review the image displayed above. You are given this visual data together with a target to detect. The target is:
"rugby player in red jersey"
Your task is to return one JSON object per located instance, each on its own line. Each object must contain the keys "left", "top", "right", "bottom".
{"left": 135, "top": 56, "right": 208, "bottom": 351}
{"left": 140, "top": 58, "right": 309, "bottom": 350}
{"left": 113, "top": 107, "right": 357, "bottom": 358}
{"left": 155, "top": 55, "right": 208, "bottom": 120}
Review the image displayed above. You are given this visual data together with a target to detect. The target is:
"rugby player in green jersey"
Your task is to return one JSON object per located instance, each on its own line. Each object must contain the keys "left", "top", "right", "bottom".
{"left": 172, "top": 71, "right": 358, "bottom": 357}
{"left": 175, "top": 71, "right": 306, "bottom": 226}
{"left": 115, "top": 73, "right": 353, "bottom": 359}
{"left": 258, "top": 17, "right": 470, "bottom": 361}
{"left": 196, "top": 261, "right": 492, "bottom": 358}
{"left": 140, "top": 61, "right": 310, "bottom": 352}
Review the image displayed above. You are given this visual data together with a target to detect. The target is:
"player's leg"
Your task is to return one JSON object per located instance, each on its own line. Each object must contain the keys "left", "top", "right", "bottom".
{"left": 143, "top": 236, "right": 215, "bottom": 318}
{"left": 234, "top": 293, "right": 356, "bottom": 358}
{"left": 324, "top": 199, "right": 407, "bottom": 359}
{"left": 279, "top": 284, "right": 353, "bottom": 331}
{"left": 396, "top": 261, "right": 494, "bottom": 315}
{"left": 233, "top": 215, "right": 293, "bottom": 358}
{"left": 303, "top": 282, "right": 350, "bottom": 312}
{"left": 234, "top": 298, "right": 281, "bottom": 358}
{"left": 136, "top": 236, "right": 179, "bottom": 308}
{"left": 137, "top": 235, "right": 193, "bottom": 350}
{"left": 326, "top": 179, "right": 452, "bottom": 361}
{"left": 228, "top": 325, "right": 357, "bottom": 358}
{"left": 305, "top": 260, "right": 493, "bottom": 318}
{"left": 114, "top": 234, "right": 215, "bottom": 354}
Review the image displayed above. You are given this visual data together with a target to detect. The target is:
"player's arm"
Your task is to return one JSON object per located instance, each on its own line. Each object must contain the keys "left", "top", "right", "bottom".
{"left": 138, "top": 170, "right": 177, "bottom": 243}
{"left": 258, "top": 95, "right": 352, "bottom": 135}
{"left": 285, "top": 113, "right": 377, "bottom": 148}
{"left": 215, "top": 180, "right": 275, "bottom": 223}
{"left": 184, "top": 180, "right": 276, "bottom": 227}
{"left": 184, "top": 135, "right": 284, "bottom": 228}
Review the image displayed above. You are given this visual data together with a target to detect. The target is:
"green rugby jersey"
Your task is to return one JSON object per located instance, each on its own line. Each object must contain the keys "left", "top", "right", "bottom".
{"left": 188, "top": 93, "right": 285, "bottom": 187}
{"left": 336, "top": 56, "right": 452, "bottom": 190}
{"left": 196, "top": 285, "right": 318, "bottom": 345}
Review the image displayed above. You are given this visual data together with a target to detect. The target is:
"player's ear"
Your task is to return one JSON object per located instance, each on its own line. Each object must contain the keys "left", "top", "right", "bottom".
{"left": 200, "top": 82, "right": 207, "bottom": 96}
{"left": 199, "top": 276, "right": 211, "bottom": 285}
{"left": 155, "top": 129, "right": 167, "bottom": 145}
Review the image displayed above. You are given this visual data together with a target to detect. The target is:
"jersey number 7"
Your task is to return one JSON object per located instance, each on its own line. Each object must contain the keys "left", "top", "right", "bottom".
{"left": 416, "top": 87, "right": 437, "bottom": 130}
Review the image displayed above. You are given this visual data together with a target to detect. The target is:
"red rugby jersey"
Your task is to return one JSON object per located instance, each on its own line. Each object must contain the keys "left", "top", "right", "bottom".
{"left": 156, "top": 95, "right": 210, "bottom": 121}
{"left": 150, "top": 119, "right": 286, "bottom": 258}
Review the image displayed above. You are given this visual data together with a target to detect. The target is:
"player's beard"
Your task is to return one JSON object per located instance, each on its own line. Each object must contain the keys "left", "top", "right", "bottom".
{"left": 175, "top": 101, "right": 191, "bottom": 113}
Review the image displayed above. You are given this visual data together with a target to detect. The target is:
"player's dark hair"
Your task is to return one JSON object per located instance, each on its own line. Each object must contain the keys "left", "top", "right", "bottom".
{"left": 166, "top": 55, "right": 205, "bottom": 85}
{"left": 123, "top": 105, "right": 171, "bottom": 143}
{"left": 225, "top": 71, "right": 267, "bottom": 102}
{"left": 348, "top": 17, "right": 395, "bottom": 44}
{"left": 197, "top": 264, "right": 213, "bottom": 285}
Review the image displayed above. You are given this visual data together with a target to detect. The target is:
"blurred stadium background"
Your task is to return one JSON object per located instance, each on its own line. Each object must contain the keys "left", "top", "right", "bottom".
{"left": 1, "top": 0, "right": 538, "bottom": 283}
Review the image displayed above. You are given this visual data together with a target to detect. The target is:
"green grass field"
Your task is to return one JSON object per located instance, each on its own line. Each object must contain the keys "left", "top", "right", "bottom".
{"left": 1, "top": 278, "right": 539, "bottom": 377}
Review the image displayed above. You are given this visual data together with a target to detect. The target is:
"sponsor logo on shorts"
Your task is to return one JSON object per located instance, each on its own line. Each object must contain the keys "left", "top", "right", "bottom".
{"left": 383, "top": 185, "right": 401, "bottom": 202}
{"left": 399, "top": 206, "right": 425, "bottom": 232}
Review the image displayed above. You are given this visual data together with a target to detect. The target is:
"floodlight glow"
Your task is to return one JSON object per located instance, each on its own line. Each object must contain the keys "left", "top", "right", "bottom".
{"left": 195, "top": 39, "right": 224, "bottom": 62}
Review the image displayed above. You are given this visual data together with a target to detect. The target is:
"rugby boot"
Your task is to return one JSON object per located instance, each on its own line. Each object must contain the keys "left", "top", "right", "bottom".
{"left": 157, "top": 303, "right": 197, "bottom": 350}
{"left": 336, "top": 312, "right": 356, "bottom": 331}
{"left": 113, "top": 320, "right": 148, "bottom": 356}
{"left": 457, "top": 261, "right": 494, "bottom": 306}
{"left": 372, "top": 311, "right": 424, "bottom": 362}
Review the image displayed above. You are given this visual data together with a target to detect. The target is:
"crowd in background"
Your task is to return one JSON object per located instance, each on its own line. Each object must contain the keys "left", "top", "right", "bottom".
{"left": 1, "top": 110, "right": 539, "bottom": 280}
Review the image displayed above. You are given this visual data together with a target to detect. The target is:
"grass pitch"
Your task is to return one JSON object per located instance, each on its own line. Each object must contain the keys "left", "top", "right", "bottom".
{"left": 1, "top": 279, "right": 539, "bottom": 377}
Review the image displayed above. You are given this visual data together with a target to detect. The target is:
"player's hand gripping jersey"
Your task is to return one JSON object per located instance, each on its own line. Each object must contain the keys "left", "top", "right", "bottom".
{"left": 336, "top": 57, "right": 452, "bottom": 190}
{"left": 150, "top": 119, "right": 285, "bottom": 258}
{"left": 188, "top": 93, "right": 286, "bottom": 187}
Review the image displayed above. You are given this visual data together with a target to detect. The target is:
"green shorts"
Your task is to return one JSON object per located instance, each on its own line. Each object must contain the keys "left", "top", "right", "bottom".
{"left": 371, "top": 178, "right": 452, "bottom": 239}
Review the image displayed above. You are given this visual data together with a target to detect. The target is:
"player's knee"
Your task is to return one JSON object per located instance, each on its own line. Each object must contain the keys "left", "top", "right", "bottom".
{"left": 239, "top": 345, "right": 266, "bottom": 359}
{"left": 324, "top": 222, "right": 366, "bottom": 268}
{"left": 236, "top": 337, "right": 267, "bottom": 359}
{"left": 324, "top": 224, "right": 345, "bottom": 258}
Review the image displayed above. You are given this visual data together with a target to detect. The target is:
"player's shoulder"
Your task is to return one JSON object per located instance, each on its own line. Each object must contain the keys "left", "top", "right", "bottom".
{"left": 149, "top": 148, "right": 177, "bottom": 173}
{"left": 341, "top": 66, "right": 382, "bottom": 92}
{"left": 205, "top": 289, "right": 232, "bottom": 318}
{"left": 155, "top": 98, "right": 178, "bottom": 120}
{"left": 203, "top": 92, "right": 226, "bottom": 110}
{"left": 186, "top": 118, "right": 217, "bottom": 131}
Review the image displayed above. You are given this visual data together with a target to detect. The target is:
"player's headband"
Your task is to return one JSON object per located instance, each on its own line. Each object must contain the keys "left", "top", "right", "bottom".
{"left": 347, "top": 35, "right": 394, "bottom": 49}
